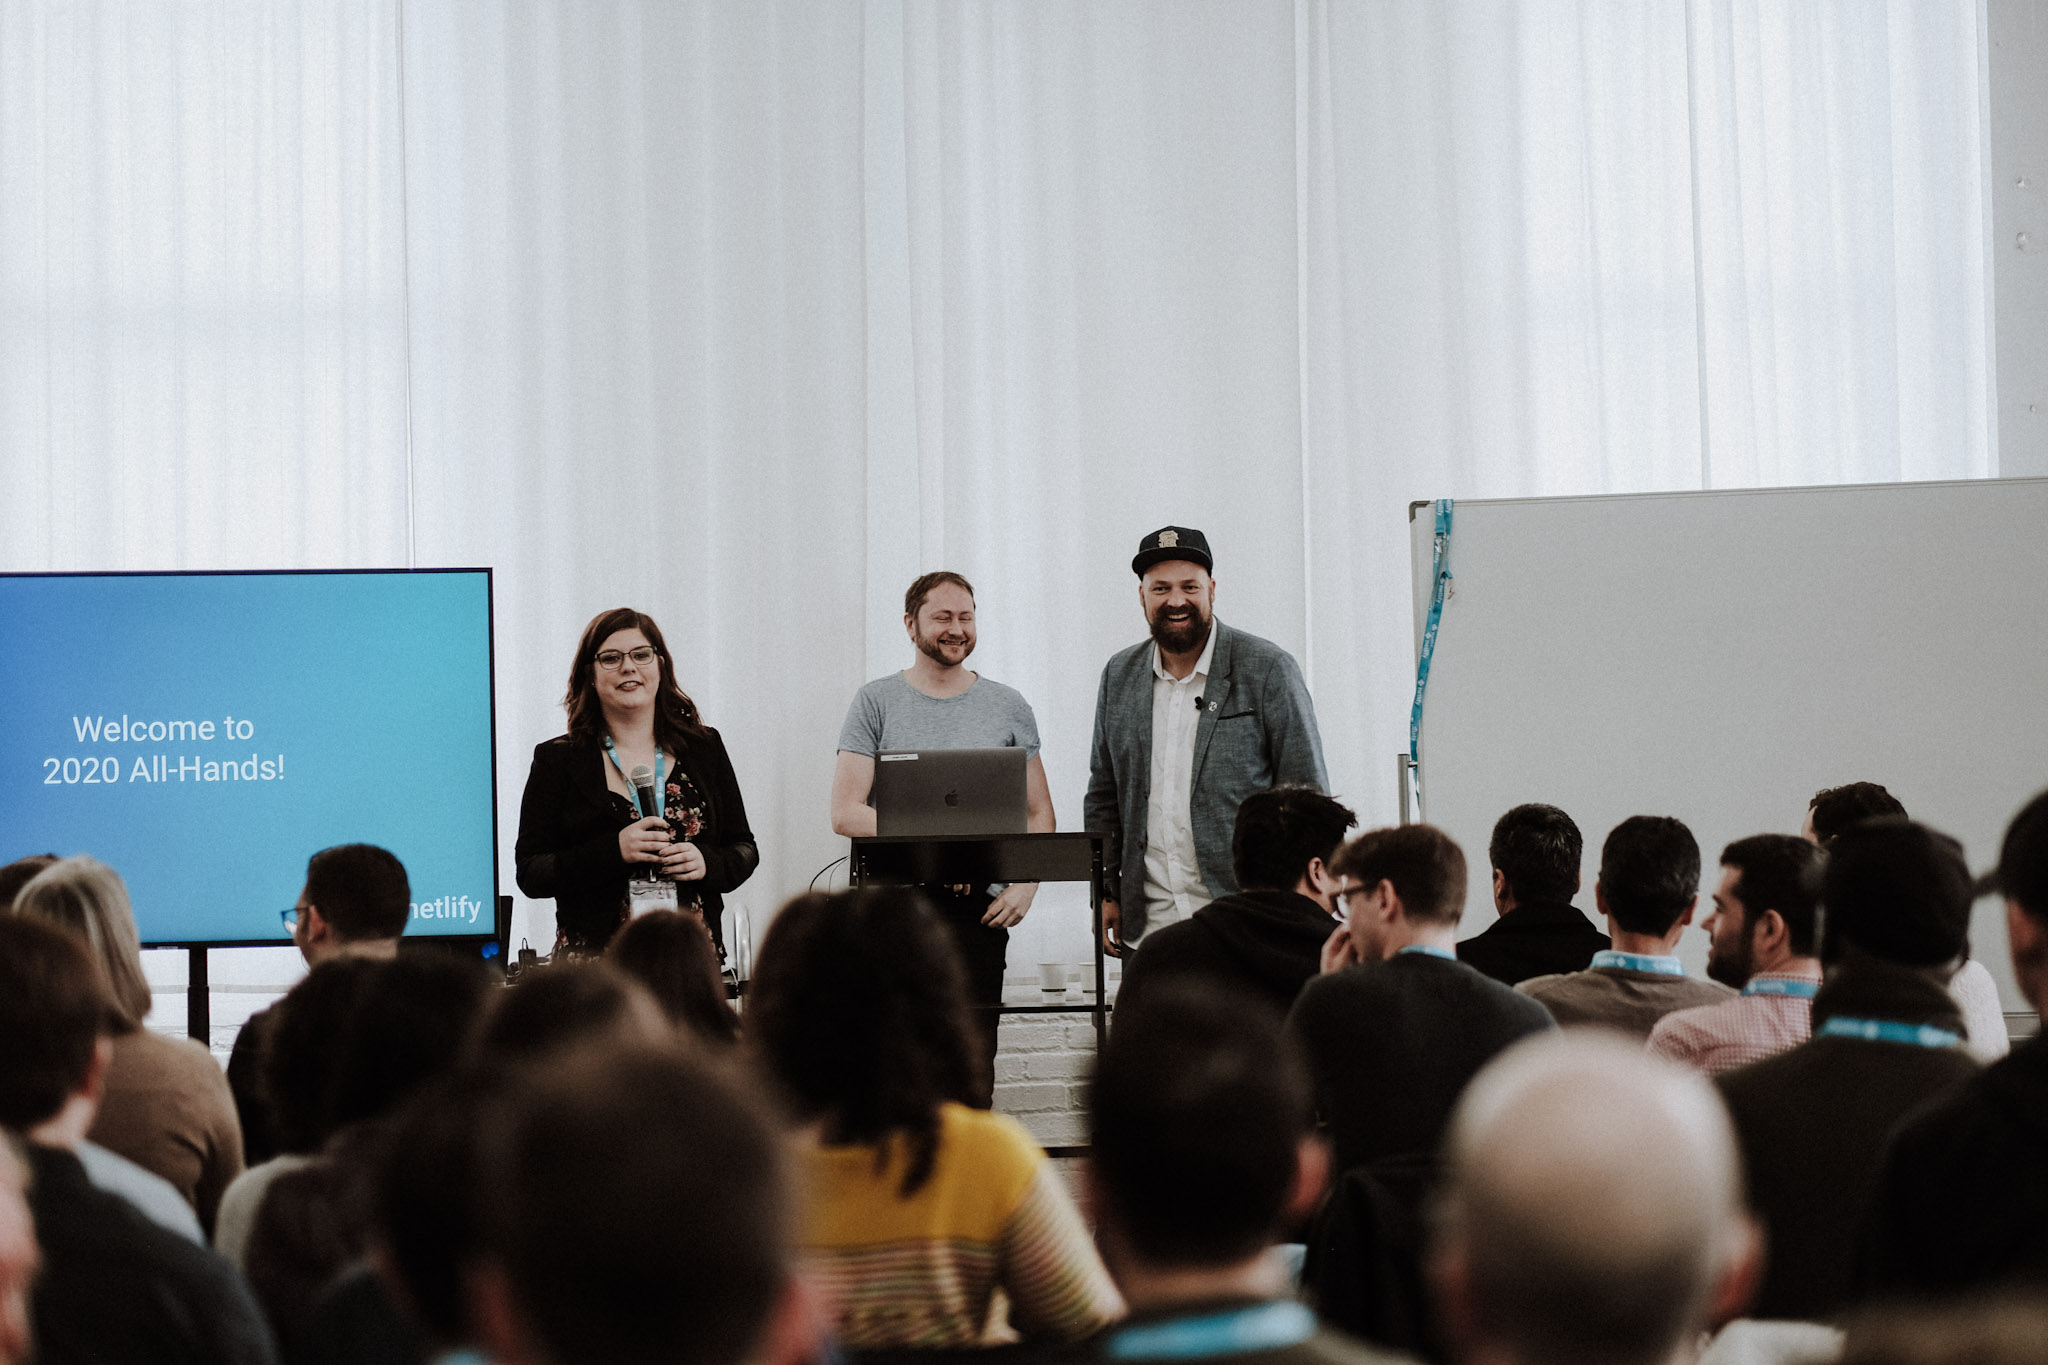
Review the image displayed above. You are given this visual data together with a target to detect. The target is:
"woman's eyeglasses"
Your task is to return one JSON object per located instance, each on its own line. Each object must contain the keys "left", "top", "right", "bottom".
{"left": 594, "top": 646, "right": 658, "bottom": 671}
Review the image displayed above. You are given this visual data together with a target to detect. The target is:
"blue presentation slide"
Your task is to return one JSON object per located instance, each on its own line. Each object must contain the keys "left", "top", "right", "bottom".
{"left": 0, "top": 570, "right": 497, "bottom": 945}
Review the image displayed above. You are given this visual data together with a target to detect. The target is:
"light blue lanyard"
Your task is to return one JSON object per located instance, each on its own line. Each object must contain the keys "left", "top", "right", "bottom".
{"left": 1591, "top": 950, "right": 1687, "bottom": 977}
{"left": 1107, "top": 1302, "right": 1317, "bottom": 1361}
{"left": 1818, "top": 1016, "right": 1962, "bottom": 1049}
{"left": 1409, "top": 498, "right": 1454, "bottom": 768}
{"left": 601, "top": 736, "right": 665, "bottom": 819}
{"left": 1398, "top": 944, "right": 1456, "bottom": 961}
{"left": 1743, "top": 977, "right": 1819, "bottom": 999}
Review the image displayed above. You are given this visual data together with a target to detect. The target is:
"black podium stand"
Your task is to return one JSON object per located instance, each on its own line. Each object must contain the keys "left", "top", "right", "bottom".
{"left": 848, "top": 832, "right": 1109, "bottom": 1050}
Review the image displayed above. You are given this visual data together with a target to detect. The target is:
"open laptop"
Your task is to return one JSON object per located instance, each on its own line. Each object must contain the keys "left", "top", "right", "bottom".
{"left": 872, "top": 748, "right": 1029, "bottom": 837}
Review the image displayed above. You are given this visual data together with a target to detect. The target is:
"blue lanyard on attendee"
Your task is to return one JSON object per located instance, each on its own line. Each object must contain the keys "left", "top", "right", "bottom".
{"left": 1106, "top": 1302, "right": 1318, "bottom": 1361}
{"left": 1818, "top": 1016, "right": 1962, "bottom": 1049}
{"left": 1742, "top": 977, "right": 1819, "bottom": 999}
{"left": 601, "top": 736, "right": 665, "bottom": 819}
{"left": 1591, "top": 950, "right": 1686, "bottom": 977}
{"left": 1398, "top": 944, "right": 1456, "bottom": 961}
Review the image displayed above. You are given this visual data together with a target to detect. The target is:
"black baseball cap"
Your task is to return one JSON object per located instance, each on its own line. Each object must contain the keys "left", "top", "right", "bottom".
{"left": 1132, "top": 526, "right": 1213, "bottom": 577}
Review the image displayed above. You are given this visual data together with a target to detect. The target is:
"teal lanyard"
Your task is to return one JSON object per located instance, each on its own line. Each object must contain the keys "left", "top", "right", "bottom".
{"left": 1743, "top": 977, "right": 1819, "bottom": 999}
{"left": 1107, "top": 1302, "right": 1317, "bottom": 1361}
{"left": 601, "top": 736, "right": 665, "bottom": 819}
{"left": 1592, "top": 950, "right": 1686, "bottom": 977}
{"left": 1818, "top": 1016, "right": 1962, "bottom": 1049}
{"left": 1398, "top": 944, "right": 1456, "bottom": 961}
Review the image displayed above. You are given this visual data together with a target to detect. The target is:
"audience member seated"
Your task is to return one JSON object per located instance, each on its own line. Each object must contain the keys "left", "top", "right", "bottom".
{"left": 1805, "top": 783, "right": 2009, "bottom": 1061}
{"left": 11, "top": 855, "right": 244, "bottom": 1233}
{"left": 1117, "top": 787, "right": 1357, "bottom": 1018}
{"left": 1430, "top": 1033, "right": 1760, "bottom": 1365}
{"left": 0, "top": 1138, "right": 35, "bottom": 1365}
{"left": 1861, "top": 789, "right": 2048, "bottom": 1300}
{"left": 466, "top": 957, "right": 673, "bottom": 1062}
{"left": 608, "top": 909, "right": 743, "bottom": 1045}
{"left": 1716, "top": 818, "right": 1981, "bottom": 1321}
{"left": 1287, "top": 824, "right": 1553, "bottom": 1176}
{"left": 229, "top": 845, "right": 410, "bottom": 1167}
{"left": 243, "top": 955, "right": 491, "bottom": 1359}
{"left": 1649, "top": 835, "right": 1824, "bottom": 1074}
{"left": 0, "top": 855, "right": 56, "bottom": 913}
{"left": 469, "top": 1042, "right": 820, "bottom": 1365}
{"left": 1456, "top": 804, "right": 1607, "bottom": 986}
{"left": 0, "top": 914, "right": 278, "bottom": 1364}
{"left": 750, "top": 889, "right": 1122, "bottom": 1349}
{"left": 1089, "top": 983, "right": 1410, "bottom": 1365}
{"left": 1518, "top": 816, "right": 1734, "bottom": 1038}
{"left": 216, "top": 956, "right": 385, "bottom": 1267}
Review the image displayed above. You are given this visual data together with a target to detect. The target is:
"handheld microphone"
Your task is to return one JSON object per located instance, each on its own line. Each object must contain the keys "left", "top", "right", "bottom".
{"left": 628, "top": 764, "right": 663, "bottom": 881}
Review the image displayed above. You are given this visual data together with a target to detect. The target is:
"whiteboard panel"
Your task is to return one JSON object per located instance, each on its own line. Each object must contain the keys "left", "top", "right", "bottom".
{"left": 1410, "top": 478, "right": 2048, "bottom": 1007}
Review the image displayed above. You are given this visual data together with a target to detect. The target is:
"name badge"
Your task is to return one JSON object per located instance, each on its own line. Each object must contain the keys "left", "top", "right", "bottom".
{"left": 628, "top": 879, "right": 681, "bottom": 918}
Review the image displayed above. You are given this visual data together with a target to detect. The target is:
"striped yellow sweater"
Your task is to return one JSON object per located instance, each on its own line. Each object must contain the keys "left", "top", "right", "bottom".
{"left": 799, "top": 1104, "right": 1123, "bottom": 1348}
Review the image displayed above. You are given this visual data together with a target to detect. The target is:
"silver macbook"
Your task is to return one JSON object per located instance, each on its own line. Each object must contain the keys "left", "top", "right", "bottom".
{"left": 872, "top": 748, "right": 1029, "bottom": 837}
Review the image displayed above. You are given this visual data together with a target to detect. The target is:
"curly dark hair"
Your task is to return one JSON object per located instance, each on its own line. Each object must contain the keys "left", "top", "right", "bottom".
{"left": 562, "top": 608, "right": 705, "bottom": 750}
{"left": 747, "top": 889, "right": 981, "bottom": 1197}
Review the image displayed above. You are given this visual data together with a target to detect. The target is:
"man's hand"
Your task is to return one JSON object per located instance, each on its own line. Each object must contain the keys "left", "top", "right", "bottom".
{"left": 1319, "top": 923, "right": 1361, "bottom": 975}
{"left": 982, "top": 883, "right": 1038, "bottom": 928}
{"left": 1102, "top": 898, "right": 1126, "bottom": 958}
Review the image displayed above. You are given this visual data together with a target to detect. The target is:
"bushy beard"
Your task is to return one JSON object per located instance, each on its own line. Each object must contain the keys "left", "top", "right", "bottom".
{"left": 1149, "top": 603, "right": 1212, "bottom": 656}
{"left": 1706, "top": 928, "right": 1754, "bottom": 989}
{"left": 916, "top": 627, "right": 974, "bottom": 667}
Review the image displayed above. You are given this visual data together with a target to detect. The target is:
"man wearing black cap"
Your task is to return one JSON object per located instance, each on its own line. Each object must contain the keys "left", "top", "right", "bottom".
{"left": 1715, "top": 818, "right": 1981, "bottom": 1321}
{"left": 1086, "top": 526, "right": 1327, "bottom": 954}
{"left": 1861, "top": 788, "right": 2048, "bottom": 1301}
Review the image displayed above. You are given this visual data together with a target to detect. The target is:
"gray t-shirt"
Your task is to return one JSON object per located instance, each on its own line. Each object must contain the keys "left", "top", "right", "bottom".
{"left": 838, "top": 673, "right": 1042, "bottom": 758}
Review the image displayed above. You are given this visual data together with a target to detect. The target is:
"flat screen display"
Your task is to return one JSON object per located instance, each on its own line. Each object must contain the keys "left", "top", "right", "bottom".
{"left": 0, "top": 569, "right": 497, "bottom": 945}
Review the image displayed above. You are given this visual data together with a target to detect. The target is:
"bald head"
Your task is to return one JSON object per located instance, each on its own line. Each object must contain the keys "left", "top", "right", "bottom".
{"left": 1434, "top": 1034, "right": 1755, "bottom": 1365}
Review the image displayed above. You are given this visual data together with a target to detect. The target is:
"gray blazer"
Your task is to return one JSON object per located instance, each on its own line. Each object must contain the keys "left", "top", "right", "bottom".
{"left": 1084, "top": 621, "right": 1328, "bottom": 940}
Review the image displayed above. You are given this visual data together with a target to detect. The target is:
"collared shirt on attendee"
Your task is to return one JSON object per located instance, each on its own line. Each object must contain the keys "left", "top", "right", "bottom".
{"left": 1142, "top": 626, "right": 1218, "bottom": 933}
{"left": 1647, "top": 965, "right": 1821, "bottom": 1075}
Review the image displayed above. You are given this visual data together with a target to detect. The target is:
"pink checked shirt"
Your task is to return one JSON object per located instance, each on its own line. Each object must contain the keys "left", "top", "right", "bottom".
{"left": 1646, "top": 964, "right": 1822, "bottom": 1075}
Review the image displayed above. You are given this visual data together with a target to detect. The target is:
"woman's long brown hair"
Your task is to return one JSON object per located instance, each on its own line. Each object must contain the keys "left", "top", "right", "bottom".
{"left": 562, "top": 608, "right": 706, "bottom": 750}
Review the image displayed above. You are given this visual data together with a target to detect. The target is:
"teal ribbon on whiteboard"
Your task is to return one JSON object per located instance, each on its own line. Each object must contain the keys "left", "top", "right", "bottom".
{"left": 1410, "top": 498, "right": 1455, "bottom": 766}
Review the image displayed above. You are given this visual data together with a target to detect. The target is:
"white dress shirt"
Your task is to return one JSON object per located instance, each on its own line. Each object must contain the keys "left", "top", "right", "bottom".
{"left": 1139, "top": 626, "right": 1217, "bottom": 937}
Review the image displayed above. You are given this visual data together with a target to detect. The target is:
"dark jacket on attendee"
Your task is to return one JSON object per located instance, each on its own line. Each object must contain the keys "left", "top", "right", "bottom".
{"left": 1455, "top": 899, "right": 1608, "bottom": 986}
{"left": 1716, "top": 958, "right": 1980, "bottom": 1322}
{"left": 1287, "top": 952, "right": 1555, "bottom": 1175}
{"left": 24, "top": 1141, "right": 279, "bottom": 1365}
{"left": 1861, "top": 1031, "right": 2048, "bottom": 1300}
{"left": 1118, "top": 889, "right": 1337, "bottom": 1019}
{"left": 227, "top": 1003, "right": 282, "bottom": 1166}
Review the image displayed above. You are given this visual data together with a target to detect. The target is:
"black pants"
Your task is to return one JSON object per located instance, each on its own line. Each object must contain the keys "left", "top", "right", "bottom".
{"left": 930, "top": 888, "right": 1008, "bottom": 1109}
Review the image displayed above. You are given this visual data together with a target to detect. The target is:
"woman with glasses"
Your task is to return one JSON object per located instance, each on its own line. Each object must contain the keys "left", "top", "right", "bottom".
{"left": 515, "top": 608, "right": 758, "bottom": 957}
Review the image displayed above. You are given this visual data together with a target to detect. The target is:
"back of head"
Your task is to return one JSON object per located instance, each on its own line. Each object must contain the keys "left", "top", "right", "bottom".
{"left": 1330, "top": 824, "right": 1468, "bottom": 924}
{"left": 0, "top": 856, "right": 57, "bottom": 914}
{"left": 1808, "top": 783, "right": 1908, "bottom": 846}
{"left": 468, "top": 961, "right": 669, "bottom": 1068}
{"left": 1720, "top": 834, "right": 1824, "bottom": 956}
{"left": 1489, "top": 804, "right": 1583, "bottom": 905}
{"left": 1437, "top": 1033, "right": 1749, "bottom": 1365}
{"left": 748, "top": 890, "right": 977, "bottom": 1193}
{"left": 304, "top": 844, "right": 411, "bottom": 943}
{"left": 0, "top": 915, "right": 114, "bottom": 1130}
{"left": 1820, "top": 819, "right": 1972, "bottom": 968}
{"left": 375, "top": 1067, "right": 502, "bottom": 1348}
{"left": 1090, "top": 984, "right": 1312, "bottom": 1268}
{"left": 608, "top": 911, "right": 741, "bottom": 1046}
{"left": 10, "top": 856, "right": 153, "bottom": 1032}
{"left": 263, "top": 956, "right": 386, "bottom": 1154}
{"left": 1230, "top": 787, "right": 1358, "bottom": 892}
{"left": 1995, "top": 788, "right": 2048, "bottom": 925}
{"left": 327, "top": 955, "right": 492, "bottom": 1130}
{"left": 1598, "top": 817, "right": 1701, "bottom": 936}
{"left": 479, "top": 1043, "right": 791, "bottom": 1365}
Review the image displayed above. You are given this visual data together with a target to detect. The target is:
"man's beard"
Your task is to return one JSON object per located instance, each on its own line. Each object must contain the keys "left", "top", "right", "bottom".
{"left": 916, "top": 628, "right": 974, "bottom": 667}
{"left": 1706, "top": 928, "right": 1754, "bottom": 989}
{"left": 1149, "top": 603, "right": 1212, "bottom": 656}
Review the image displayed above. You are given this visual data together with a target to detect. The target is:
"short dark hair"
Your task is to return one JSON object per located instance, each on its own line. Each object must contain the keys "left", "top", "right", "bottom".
{"left": 904, "top": 571, "right": 974, "bottom": 620}
{"left": 327, "top": 955, "right": 492, "bottom": 1130}
{"left": 480, "top": 1044, "right": 791, "bottom": 1365}
{"left": 1091, "top": 984, "right": 1312, "bottom": 1267}
{"left": 0, "top": 855, "right": 58, "bottom": 913}
{"left": 304, "top": 844, "right": 411, "bottom": 942}
{"left": 1598, "top": 817, "right": 1701, "bottom": 936}
{"left": 1996, "top": 789, "right": 2048, "bottom": 924}
{"left": 1821, "top": 819, "right": 1972, "bottom": 968}
{"left": 1809, "top": 783, "right": 1908, "bottom": 846}
{"left": 468, "top": 961, "right": 666, "bottom": 1068}
{"left": 0, "top": 915, "right": 115, "bottom": 1128}
{"left": 261, "top": 956, "right": 385, "bottom": 1154}
{"left": 1488, "top": 804, "right": 1583, "bottom": 905}
{"left": 608, "top": 911, "right": 741, "bottom": 1046}
{"left": 1330, "top": 824, "right": 1468, "bottom": 925}
{"left": 1720, "top": 835, "right": 1824, "bottom": 956}
{"left": 1231, "top": 788, "right": 1357, "bottom": 892}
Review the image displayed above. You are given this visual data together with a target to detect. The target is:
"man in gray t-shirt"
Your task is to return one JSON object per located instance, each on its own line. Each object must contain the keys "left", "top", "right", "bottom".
{"left": 831, "top": 571, "right": 1055, "bottom": 1104}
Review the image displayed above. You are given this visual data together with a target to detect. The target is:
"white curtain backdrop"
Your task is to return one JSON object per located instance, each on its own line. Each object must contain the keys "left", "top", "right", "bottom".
{"left": 0, "top": 0, "right": 1996, "bottom": 971}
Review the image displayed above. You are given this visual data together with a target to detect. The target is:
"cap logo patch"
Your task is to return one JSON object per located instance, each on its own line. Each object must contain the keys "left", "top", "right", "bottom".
{"left": 1158, "top": 529, "right": 1179, "bottom": 548}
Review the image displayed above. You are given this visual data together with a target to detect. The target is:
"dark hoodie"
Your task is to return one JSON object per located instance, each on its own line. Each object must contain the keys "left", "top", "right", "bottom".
{"left": 1860, "top": 1028, "right": 2048, "bottom": 1300}
{"left": 1117, "top": 889, "right": 1337, "bottom": 1019}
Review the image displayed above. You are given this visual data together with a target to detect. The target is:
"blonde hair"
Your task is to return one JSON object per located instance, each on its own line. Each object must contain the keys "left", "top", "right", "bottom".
{"left": 12, "top": 857, "right": 153, "bottom": 1032}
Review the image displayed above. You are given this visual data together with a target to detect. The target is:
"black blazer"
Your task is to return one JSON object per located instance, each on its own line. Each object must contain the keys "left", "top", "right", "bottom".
{"left": 514, "top": 728, "right": 757, "bottom": 949}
